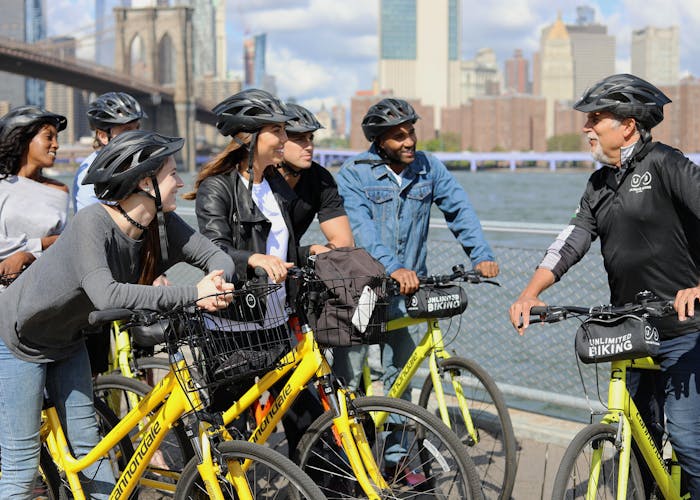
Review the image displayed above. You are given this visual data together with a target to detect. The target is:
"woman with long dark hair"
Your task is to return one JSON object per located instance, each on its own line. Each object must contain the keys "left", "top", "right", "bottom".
{"left": 185, "top": 88, "right": 327, "bottom": 458}
{"left": 0, "top": 106, "right": 69, "bottom": 279}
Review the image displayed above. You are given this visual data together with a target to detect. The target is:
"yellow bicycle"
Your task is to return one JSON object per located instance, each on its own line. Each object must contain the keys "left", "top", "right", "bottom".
{"left": 530, "top": 295, "right": 690, "bottom": 499}
{"left": 212, "top": 265, "right": 484, "bottom": 499}
{"left": 361, "top": 265, "right": 517, "bottom": 499}
{"left": 38, "top": 287, "right": 326, "bottom": 500}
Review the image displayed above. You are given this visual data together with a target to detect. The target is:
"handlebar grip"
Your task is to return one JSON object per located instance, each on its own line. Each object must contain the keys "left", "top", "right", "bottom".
{"left": 530, "top": 306, "right": 548, "bottom": 315}
{"left": 88, "top": 309, "right": 134, "bottom": 326}
{"left": 253, "top": 266, "right": 268, "bottom": 278}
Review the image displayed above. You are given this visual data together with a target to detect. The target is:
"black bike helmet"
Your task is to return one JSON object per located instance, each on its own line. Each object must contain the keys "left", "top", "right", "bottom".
{"left": 574, "top": 74, "right": 671, "bottom": 130}
{"left": 213, "top": 88, "right": 292, "bottom": 137}
{"left": 83, "top": 129, "right": 183, "bottom": 201}
{"left": 361, "top": 98, "right": 420, "bottom": 142}
{"left": 0, "top": 105, "right": 66, "bottom": 144}
{"left": 87, "top": 92, "right": 147, "bottom": 131}
{"left": 285, "top": 103, "right": 323, "bottom": 134}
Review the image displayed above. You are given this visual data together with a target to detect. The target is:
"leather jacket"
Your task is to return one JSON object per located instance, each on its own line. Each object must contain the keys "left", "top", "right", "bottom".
{"left": 194, "top": 167, "right": 305, "bottom": 283}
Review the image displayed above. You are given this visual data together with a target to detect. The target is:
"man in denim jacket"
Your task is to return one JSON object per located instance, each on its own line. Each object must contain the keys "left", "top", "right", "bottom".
{"left": 334, "top": 98, "right": 498, "bottom": 394}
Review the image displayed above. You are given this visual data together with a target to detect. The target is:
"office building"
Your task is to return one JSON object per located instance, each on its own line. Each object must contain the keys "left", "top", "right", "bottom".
{"left": 461, "top": 48, "right": 501, "bottom": 101}
{"left": 504, "top": 49, "right": 530, "bottom": 95}
{"left": 0, "top": 0, "right": 46, "bottom": 107}
{"left": 631, "top": 26, "right": 680, "bottom": 86}
{"left": 538, "top": 13, "right": 574, "bottom": 138}
{"left": 566, "top": 8, "right": 615, "bottom": 99}
{"left": 378, "top": 0, "right": 460, "bottom": 127}
{"left": 442, "top": 95, "right": 546, "bottom": 152}
{"left": 44, "top": 37, "right": 91, "bottom": 144}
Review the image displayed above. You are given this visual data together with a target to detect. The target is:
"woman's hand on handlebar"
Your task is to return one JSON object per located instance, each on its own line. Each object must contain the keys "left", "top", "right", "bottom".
{"left": 196, "top": 270, "right": 235, "bottom": 312}
{"left": 474, "top": 260, "right": 499, "bottom": 278}
{"left": 0, "top": 251, "right": 35, "bottom": 276}
{"left": 509, "top": 295, "right": 546, "bottom": 336}
{"left": 391, "top": 268, "right": 420, "bottom": 295}
{"left": 248, "top": 253, "right": 294, "bottom": 284}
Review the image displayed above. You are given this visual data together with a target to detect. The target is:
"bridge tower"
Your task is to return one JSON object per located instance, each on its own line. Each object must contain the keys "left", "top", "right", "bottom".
{"left": 113, "top": 6, "right": 196, "bottom": 171}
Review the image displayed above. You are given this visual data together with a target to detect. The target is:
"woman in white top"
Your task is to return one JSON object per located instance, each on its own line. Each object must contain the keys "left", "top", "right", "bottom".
{"left": 0, "top": 106, "right": 69, "bottom": 280}
{"left": 185, "top": 88, "right": 328, "bottom": 457}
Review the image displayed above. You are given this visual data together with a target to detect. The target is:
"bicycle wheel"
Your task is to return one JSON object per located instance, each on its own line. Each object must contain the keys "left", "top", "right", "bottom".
{"left": 551, "top": 423, "right": 646, "bottom": 499}
{"left": 296, "top": 395, "right": 484, "bottom": 499}
{"left": 418, "top": 356, "right": 517, "bottom": 500}
{"left": 132, "top": 355, "right": 171, "bottom": 386}
{"left": 93, "top": 374, "right": 193, "bottom": 492}
{"left": 33, "top": 445, "right": 61, "bottom": 500}
{"left": 175, "top": 440, "right": 326, "bottom": 499}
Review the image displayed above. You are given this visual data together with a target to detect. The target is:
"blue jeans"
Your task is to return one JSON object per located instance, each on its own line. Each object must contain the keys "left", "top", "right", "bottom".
{"left": 630, "top": 332, "right": 700, "bottom": 497}
{"left": 332, "top": 296, "right": 415, "bottom": 398}
{"left": 0, "top": 338, "right": 114, "bottom": 499}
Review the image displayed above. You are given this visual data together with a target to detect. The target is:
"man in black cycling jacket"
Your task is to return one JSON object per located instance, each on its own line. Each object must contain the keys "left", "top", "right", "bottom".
{"left": 510, "top": 73, "right": 700, "bottom": 496}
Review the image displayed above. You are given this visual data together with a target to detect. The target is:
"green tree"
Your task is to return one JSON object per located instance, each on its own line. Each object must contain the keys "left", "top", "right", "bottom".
{"left": 547, "top": 133, "right": 582, "bottom": 151}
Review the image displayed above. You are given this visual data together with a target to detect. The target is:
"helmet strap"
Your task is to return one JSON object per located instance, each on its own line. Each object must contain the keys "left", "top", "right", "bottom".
{"left": 150, "top": 174, "right": 169, "bottom": 263}
{"left": 246, "top": 131, "right": 259, "bottom": 209}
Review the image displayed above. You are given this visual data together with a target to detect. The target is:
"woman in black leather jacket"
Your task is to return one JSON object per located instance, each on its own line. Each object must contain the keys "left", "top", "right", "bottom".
{"left": 184, "top": 88, "right": 327, "bottom": 458}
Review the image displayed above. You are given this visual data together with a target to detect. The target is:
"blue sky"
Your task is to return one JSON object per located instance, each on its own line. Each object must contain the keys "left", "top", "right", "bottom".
{"left": 46, "top": 0, "right": 700, "bottom": 112}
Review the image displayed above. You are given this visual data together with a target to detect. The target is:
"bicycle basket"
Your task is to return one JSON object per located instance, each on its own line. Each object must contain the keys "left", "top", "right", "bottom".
{"left": 168, "top": 283, "right": 294, "bottom": 392}
{"left": 406, "top": 284, "right": 468, "bottom": 319}
{"left": 305, "top": 274, "right": 389, "bottom": 347}
{"left": 575, "top": 314, "right": 661, "bottom": 363}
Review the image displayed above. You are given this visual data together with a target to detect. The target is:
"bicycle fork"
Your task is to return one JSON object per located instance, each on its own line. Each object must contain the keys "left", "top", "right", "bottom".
{"left": 318, "top": 376, "right": 387, "bottom": 499}
{"left": 429, "top": 352, "right": 480, "bottom": 446}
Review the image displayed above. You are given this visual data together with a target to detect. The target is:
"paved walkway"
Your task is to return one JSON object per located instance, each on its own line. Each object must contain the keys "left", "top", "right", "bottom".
{"left": 509, "top": 407, "right": 586, "bottom": 499}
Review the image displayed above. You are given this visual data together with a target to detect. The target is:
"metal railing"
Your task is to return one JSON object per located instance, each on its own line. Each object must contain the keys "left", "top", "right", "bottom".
{"left": 169, "top": 211, "right": 612, "bottom": 421}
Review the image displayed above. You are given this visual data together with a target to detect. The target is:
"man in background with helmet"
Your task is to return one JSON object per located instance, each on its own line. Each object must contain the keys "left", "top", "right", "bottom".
{"left": 510, "top": 74, "right": 700, "bottom": 494}
{"left": 72, "top": 92, "right": 146, "bottom": 212}
{"left": 334, "top": 97, "right": 498, "bottom": 395}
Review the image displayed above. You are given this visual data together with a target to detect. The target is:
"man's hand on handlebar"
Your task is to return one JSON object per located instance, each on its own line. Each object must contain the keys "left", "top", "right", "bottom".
{"left": 474, "top": 260, "right": 499, "bottom": 278}
{"left": 674, "top": 285, "right": 700, "bottom": 321}
{"left": 391, "top": 268, "right": 420, "bottom": 295}
{"left": 509, "top": 295, "right": 546, "bottom": 336}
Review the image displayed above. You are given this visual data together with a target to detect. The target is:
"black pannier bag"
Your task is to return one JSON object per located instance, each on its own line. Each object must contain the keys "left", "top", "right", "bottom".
{"left": 308, "top": 247, "right": 388, "bottom": 347}
{"left": 405, "top": 284, "right": 468, "bottom": 319}
{"left": 575, "top": 314, "right": 661, "bottom": 364}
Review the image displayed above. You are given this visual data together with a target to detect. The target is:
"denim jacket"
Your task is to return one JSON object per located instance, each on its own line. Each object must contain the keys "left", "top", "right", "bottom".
{"left": 336, "top": 145, "right": 494, "bottom": 276}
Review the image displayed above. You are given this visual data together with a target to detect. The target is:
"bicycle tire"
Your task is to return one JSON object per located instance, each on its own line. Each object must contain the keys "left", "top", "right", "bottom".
{"left": 418, "top": 356, "right": 517, "bottom": 500}
{"left": 131, "top": 355, "right": 171, "bottom": 385}
{"left": 92, "top": 374, "right": 194, "bottom": 489}
{"left": 296, "top": 395, "right": 484, "bottom": 499}
{"left": 35, "top": 444, "right": 61, "bottom": 500}
{"left": 551, "top": 423, "right": 646, "bottom": 499}
{"left": 174, "top": 440, "right": 326, "bottom": 500}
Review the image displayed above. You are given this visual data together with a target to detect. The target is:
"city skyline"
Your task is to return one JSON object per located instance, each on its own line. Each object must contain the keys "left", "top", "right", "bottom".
{"left": 43, "top": 0, "right": 700, "bottom": 113}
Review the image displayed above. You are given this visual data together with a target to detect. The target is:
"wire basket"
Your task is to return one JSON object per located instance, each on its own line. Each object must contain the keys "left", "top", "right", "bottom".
{"left": 168, "top": 283, "right": 294, "bottom": 395}
{"left": 301, "top": 273, "right": 389, "bottom": 347}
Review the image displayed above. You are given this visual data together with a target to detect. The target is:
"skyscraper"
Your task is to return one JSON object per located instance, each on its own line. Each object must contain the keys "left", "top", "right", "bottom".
{"left": 538, "top": 13, "right": 574, "bottom": 138}
{"left": 461, "top": 48, "right": 501, "bottom": 101}
{"left": 0, "top": 0, "right": 28, "bottom": 107}
{"left": 378, "top": 0, "right": 460, "bottom": 127}
{"left": 631, "top": 26, "right": 680, "bottom": 86}
{"left": 567, "top": 8, "right": 615, "bottom": 99}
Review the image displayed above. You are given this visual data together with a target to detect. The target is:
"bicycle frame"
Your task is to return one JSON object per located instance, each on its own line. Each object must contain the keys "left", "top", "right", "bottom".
{"left": 362, "top": 316, "right": 479, "bottom": 445}
{"left": 41, "top": 352, "right": 253, "bottom": 500}
{"left": 219, "top": 326, "right": 389, "bottom": 499}
{"left": 593, "top": 357, "right": 685, "bottom": 500}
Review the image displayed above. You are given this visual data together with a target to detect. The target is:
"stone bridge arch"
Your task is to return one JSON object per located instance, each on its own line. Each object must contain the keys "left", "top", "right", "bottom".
{"left": 114, "top": 5, "right": 195, "bottom": 170}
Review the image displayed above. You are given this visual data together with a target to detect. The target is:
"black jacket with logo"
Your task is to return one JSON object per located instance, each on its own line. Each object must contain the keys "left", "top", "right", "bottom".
{"left": 572, "top": 141, "right": 700, "bottom": 337}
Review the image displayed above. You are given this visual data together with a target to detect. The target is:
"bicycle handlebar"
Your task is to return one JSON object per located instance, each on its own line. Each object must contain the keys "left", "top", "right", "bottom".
{"left": 529, "top": 295, "right": 675, "bottom": 324}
